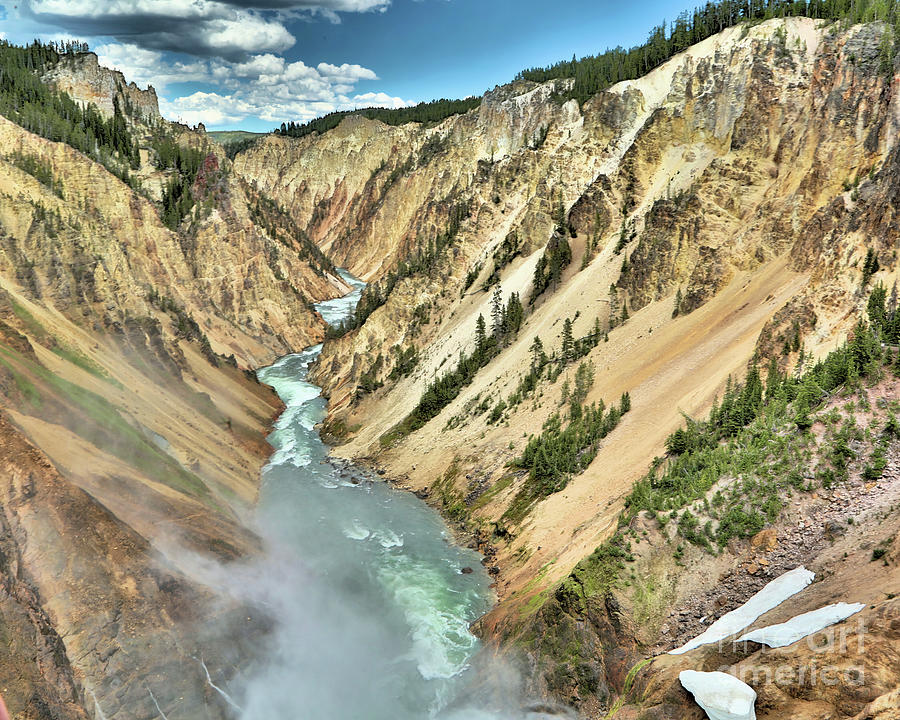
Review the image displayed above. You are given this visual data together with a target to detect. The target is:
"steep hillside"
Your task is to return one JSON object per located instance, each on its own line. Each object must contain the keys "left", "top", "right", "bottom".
{"left": 232, "top": 16, "right": 900, "bottom": 715}
{"left": 0, "top": 45, "right": 347, "bottom": 718}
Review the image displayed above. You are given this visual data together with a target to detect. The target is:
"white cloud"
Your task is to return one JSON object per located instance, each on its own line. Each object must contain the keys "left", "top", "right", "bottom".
{"left": 20, "top": 0, "right": 415, "bottom": 130}
{"left": 26, "top": 0, "right": 296, "bottom": 58}
{"left": 317, "top": 62, "right": 377, "bottom": 81}
{"left": 134, "top": 48, "right": 411, "bottom": 128}
{"left": 24, "top": 0, "right": 392, "bottom": 58}
{"left": 202, "top": 13, "right": 294, "bottom": 56}
{"left": 352, "top": 91, "right": 409, "bottom": 108}
{"left": 96, "top": 42, "right": 210, "bottom": 91}
{"left": 231, "top": 53, "right": 285, "bottom": 78}
{"left": 159, "top": 90, "right": 251, "bottom": 126}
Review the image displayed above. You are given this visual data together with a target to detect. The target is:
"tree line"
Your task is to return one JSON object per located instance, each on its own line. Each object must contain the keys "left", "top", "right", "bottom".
{"left": 517, "top": 0, "right": 900, "bottom": 105}
{"left": 564, "top": 282, "right": 898, "bottom": 607}
{"left": 0, "top": 40, "right": 140, "bottom": 183}
{"left": 274, "top": 97, "right": 482, "bottom": 140}
{"left": 530, "top": 193, "right": 575, "bottom": 304}
{"left": 380, "top": 287, "right": 525, "bottom": 443}
{"left": 506, "top": 392, "right": 631, "bottom": 521}
{"left": 627, "top": 284, "right": 892, "bottom": 544}
{"left": 154, "top": 137, "right": 207, "bottom": 230}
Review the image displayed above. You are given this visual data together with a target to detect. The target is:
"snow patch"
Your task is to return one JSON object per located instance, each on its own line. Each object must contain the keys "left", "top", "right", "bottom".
{"left": 668, "top": 566, "right": 814, "bottom": 654}
{"left": 737, "top": 602, "right": 865, "bottom": 648}
{"left": 680, "top": 670, "right": 757, "bottom": 720}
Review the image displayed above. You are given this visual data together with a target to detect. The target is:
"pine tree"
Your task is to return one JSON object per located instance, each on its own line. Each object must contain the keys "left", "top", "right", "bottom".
{"left": 592, "top": 316, "right": 602, "bottom": 346}
{"left": 673, "top": 287, "right": 683, "bottom": 318}
{"left": 491, "top": 286, "right": 504, "bottom": 340}
{"left": 615, "top": 221, "right": 628, "bottom": 254}
{"left": 475, "top": 313, "right": 487, "bottom": 358}
{"left": 868, "top": 281, "right": 887, "bottom": 331}
{"left": 561, "top": 318, "right": 575, "bottom": 363}
{"left": 765, "top": 356, "right": 782, "bottom": 402}
{"left": 795, "top": 344, "right": 806, "bottom": 377}
{"left": 553, "top": 189, "right": 566, "bottom": 235}
{"left": 573, "top": 361, "right": 595, "bottom": 403}
{"left": 530, "top": 336, "right": 546, "bottom": 372}
{"left": 508, "top": 293, "right": 524, "bottom": 335}
{"left": 608, "top": 285, "right": 619, "bottom": 329}
{"left": 862, "top": 248, "right": 880, "bottom": 285}
{"left": 739, "top": 364, "right": 763, "bottom": 424}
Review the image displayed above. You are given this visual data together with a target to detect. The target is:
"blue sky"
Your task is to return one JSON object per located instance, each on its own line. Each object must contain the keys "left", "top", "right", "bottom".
{"left": 0, "top": 1, "right": 700, "bottom": 131}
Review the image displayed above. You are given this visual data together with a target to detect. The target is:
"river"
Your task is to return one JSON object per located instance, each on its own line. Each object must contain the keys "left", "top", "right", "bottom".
{"left": 237, "top": 270, "right": 500, "bottom": 719}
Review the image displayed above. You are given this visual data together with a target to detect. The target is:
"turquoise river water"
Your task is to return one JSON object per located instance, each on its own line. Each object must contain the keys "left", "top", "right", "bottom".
{"left": 233, "top": 271, "right": 520, "bottom": 719}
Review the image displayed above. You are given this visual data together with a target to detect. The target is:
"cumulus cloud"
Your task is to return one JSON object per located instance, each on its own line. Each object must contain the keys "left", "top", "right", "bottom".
{"left": 352, "top": 91, "right": 409, "bottom": 108}
{"left": 160, "top": 90, "right": 251, "bottom": 126}
{"left": 231, "top": 53, "right": 287, "bottom": 79}
{"left": 96, "top": 42, "right": 210, "bottom": 91}
{"left": 223, "top": 0, "right": 390, "bottom": 9}
{"left": 18, "top": 0, "right": 413, "bottom": 129}
{"left": 24, "top": 0, "right": 293, "bottom": 59}
{"left": 317, "top": 62, "right": 377, "bottom": 81}
{"left": 23, "top": 0, "right": 391, "bottom": 58}
{"left": 140, "top": 49, "right": 411, "bottom": 127}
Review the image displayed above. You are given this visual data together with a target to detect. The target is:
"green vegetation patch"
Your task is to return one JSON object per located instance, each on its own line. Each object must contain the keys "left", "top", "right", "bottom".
{"left": 530, "top": 194, "right": 574, "bottom": 304}
{"left": 627, "top": 312, "right": 886, "bottom": 547}
{"left": 9, "top": 298, "right": 50, "bottom": 343}
{"left": 517, "top": 0, "right": 899, "bottom": 106}
{"left": 153, "top": 137, "right": 208, "bottom": 229}
{"left": 380, "top": 287, "right": 524, "bottom": 444}
{"left": 275, "top": 96, "right": 481, "bottom": 139}
{"left": 0, "top": 344, "right": 212, "bottom": 503}
{"left": 6, "top": 151, "right": 64, "bottom": 197}
{"left": 515, "top": 284, "right": 898, "bottom": 688}
{"left": 0, "top": 40, "right": 139, "bottom": 183}
{"left": 43, "top": 369, "right": 211, "bottom": 500}
{"left": 0, "top": 354, "right": 42, "bottom": 408}
{"left": 505, "top": 392, "right": 631, "bottom": 523}
{"left": 51, "top": 345, "right": 119, "bottom": 385}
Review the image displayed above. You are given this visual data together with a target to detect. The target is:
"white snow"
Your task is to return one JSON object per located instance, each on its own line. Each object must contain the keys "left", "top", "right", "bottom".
{"left": 737, "top": 602, "right": 865, "bottom": 648}
{"left": 680, "top": 670, "right": 757, "bottom": 720}
{"left": 668, "top": 566, "right": 815, "bottom": 655}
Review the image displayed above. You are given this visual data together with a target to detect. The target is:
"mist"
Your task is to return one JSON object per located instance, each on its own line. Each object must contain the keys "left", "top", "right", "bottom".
{"left": 153, "top": 278, "right": 576, "bottom": 720}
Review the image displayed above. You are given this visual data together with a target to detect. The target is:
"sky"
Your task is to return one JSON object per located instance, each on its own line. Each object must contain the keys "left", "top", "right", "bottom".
{"left": 0, "top": 1, "right": 701, "bottom": 131}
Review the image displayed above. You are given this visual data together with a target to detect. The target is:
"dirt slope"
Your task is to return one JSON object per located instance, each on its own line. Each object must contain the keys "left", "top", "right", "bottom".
{"left": 231, "top": 16, "right": 900, "bottom": 714}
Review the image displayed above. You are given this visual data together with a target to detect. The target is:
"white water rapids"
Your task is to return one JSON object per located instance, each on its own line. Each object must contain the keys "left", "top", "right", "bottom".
{"left": 202, "top": 271, "right": 572, "bottom": 719}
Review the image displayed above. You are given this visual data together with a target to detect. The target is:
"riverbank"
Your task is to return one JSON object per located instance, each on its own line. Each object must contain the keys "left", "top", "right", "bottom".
{"left": 341, "top": 454, "right": 505, "bottom": 591}
{"left": 229, "top": 276, "right": 500, "bottom": 719}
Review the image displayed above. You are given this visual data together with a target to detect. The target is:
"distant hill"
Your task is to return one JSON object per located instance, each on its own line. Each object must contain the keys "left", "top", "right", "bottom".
{"left": 206, "top": 129, "right": 266, "bottom": 143}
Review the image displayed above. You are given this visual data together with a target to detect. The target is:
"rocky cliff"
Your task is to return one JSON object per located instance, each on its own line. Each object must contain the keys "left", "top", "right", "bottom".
{"left": 4, "top": 15, "right": 900, "bottom": 717}
{"left": 232, "top": 17, "right": 900, "bottom": 717}
{"left": 0, "top": 50, "right": 346, "bottom": 719}
{"left": 45, "top": 52, "right": 161, "bottom": 122}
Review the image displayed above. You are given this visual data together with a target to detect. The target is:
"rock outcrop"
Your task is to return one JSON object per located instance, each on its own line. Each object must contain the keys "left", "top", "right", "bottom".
{"left": 0, "top": 48, "right": 347, "bottom": 719}
{"left": 5, "top": 14, "right": 900, "bottom": 717}
{"left": 230, "top": 16, "right": 900, "bottom": 715}
{"left": 44, "top": 52, "right": 161, "bottom": 121}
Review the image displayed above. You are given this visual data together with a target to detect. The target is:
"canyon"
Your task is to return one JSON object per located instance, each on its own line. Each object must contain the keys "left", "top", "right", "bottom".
{"left": 233, "top": 16, "right": 900, "bottom": 718}
{"left": 1, "top": 12, "right": 900, "bottom": 720}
